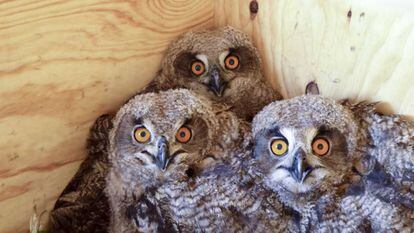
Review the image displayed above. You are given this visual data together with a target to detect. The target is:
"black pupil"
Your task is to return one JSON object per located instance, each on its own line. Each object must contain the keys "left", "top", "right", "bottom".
{"left": 140, "top": 131, "right": 146, "bottom": 138}
{"left": 276, "top": 143, "right": 283, "bottom": 150}
{"left": 229, "top": 59, "right": 235, "bottom": 65}
{"left": 317, "top": 144, "right": 324, "bottom": 150}
{"left": 195, "top": 64, "right": 201, "bottom": 71}
{"left": 180, "top": 131, "right": 186, "bottom": 138}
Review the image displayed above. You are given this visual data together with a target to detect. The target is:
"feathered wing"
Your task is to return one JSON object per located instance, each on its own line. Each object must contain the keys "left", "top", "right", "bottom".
{"left": 346, "top": 101, "right": 414, "bottom": 194}
{"left": 366, "top": 113, "right": 414, "bottom": 191}
{"left": 344, "top": 175, "right": 414, "bottom": 232}
{"left": 340, "top": 101, "right": 414, "bottom": 230}
{"left": 48, "top": 114, "right": 113, "bottom": 233}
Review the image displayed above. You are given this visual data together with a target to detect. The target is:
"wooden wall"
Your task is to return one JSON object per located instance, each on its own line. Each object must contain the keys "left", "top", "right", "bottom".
{"left": 215, "top": 0, "right": 414, "bottom": 117}
{"left": 0, "top": 1, "right": 214, "bottom": 232}
{"left": 1, "top": 0, "right": 414, "bottom": 232}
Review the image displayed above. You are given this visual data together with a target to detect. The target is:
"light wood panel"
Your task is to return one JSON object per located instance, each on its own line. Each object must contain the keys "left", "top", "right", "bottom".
{"left": 2, "top": 0, "right": 414, "bottom": 232}
{"left": 0, "top": 0, "right": 214, "bottom": 232}
{"left": 215, "top": 0, "right": 414, "bottom": 117}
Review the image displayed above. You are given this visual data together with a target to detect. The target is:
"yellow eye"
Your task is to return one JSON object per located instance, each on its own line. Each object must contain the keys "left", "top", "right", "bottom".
{"left": 134, "top": 127, "right": 151, "bottom": 143}
{"left": 224, "top": 54, "right": 240, "bottom": 70}
{"left": 312, "top": 137, "right": 330, "bottom": 156}
{"left": 270, "top": 139, "right": 288, "bottom": 156}
{"left": 191, "top": 60, "right": 205, "bottom": 76}
{"left": 176, "top": 126, "right": 192, "bottom": 143}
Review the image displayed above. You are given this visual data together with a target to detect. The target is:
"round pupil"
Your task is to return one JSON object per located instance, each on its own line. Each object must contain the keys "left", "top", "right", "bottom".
{"left": 140, "top": 131, "right": 146, "bottom": 137}
{"left": 195, "top": 65, "right": 201, "bottom": 71}
{"left": 317, "top": 143, "right": 324, "bottom": 150}
{"left": 180, "top": 131, "right": 186, "bottom": 138}
{"left": 229, "top": 59, "right": 235, "bottom": 65}
{"left": 276, "top": 143, "right": 283, "bottom": 150}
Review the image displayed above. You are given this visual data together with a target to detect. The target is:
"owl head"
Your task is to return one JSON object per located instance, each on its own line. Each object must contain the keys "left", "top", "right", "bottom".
{"left": 108, "top": 89, "right": 220, "bottom": 188}
{"left": 159, "top": 26, "right": 263, "bottom": 100}
{"left": 252, "top": 95, "right": 365, "bottom": 199}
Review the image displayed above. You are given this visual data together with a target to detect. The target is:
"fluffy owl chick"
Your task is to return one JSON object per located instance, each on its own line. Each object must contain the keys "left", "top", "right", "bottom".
{"left": 106, "top": 89, "right": 249, "bottom": 233}
{"left": 151, "top": 26, "right": 282, "bottom": 120}
{"left": 252, "top": 95, "right": 413, "bottom": 232}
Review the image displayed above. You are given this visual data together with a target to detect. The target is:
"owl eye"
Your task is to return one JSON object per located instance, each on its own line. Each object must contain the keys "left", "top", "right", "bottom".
{"left": 176, "top": 126, "right": 192, "bottom": 143}
{"left": 224, "top": 54, "right": 240, "bottom": 70}
{"left": 133, "top": 126, "right": 151, "bottom": 143}
{"left": 190, "top": 60, "right": 205, "bottom": 76}
{"left": 312, "top": 137, "right": 330, "bottom": 156}
{"left": 270, "top": 138, "right": 288, "bottom": 156}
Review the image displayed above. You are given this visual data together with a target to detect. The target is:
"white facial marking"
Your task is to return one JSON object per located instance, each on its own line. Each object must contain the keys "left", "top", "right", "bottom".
{"left": 219, "top": 50, "right": 231, "bottom": 69}
{"left": 137, "top": 150, "right": 156, "bottom": 167}
{"left": 195, "top": 54, "right": 209, "bottom": 71}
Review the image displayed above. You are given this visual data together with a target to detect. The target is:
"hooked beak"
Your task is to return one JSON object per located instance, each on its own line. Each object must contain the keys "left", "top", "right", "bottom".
{"left": 155, "top": 136, "right": 170, "bottom": 171}
{"left": 290, "top": 149, "right": 312, "bottom": 182}
{"left": 208, "top": 67, "right": 226, "bottom": 97}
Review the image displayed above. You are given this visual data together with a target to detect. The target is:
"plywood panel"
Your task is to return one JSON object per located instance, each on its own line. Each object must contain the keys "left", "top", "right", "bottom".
{"left": 215, "top": 0, "right": 414, "bottom": 118}
{"left": 0, "top": 0, "right": 214, "bottom": 232}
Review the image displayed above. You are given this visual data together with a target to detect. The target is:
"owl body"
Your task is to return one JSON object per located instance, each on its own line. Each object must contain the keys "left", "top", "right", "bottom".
{"left": 252, "top": 94, "right": 414, "bottom": 232}
{"left": 345, "top": 101, "right": 414, "bottom": 193}
{"left": 105, "top": 89, "right": 252, "bottom": 233}
{"left": 152, "top": 152, "right": 298, "bottom": 233}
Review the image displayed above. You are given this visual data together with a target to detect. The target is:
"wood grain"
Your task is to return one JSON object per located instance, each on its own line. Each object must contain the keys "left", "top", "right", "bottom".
{"left": 2, "top": 0, "right": 414, "bottom": 232}
{"left": 215, "top": 0, "right": 414, "bottom": 118}
{"left": 0, "top": 0, "right": 214, "bottom": 232}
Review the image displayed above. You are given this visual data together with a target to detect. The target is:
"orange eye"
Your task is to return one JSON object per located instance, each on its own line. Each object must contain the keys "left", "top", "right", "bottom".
{"left": 191, "top": 60, "right": 205, "bottom": 76}
{"left": 176, "top": 126, "right": 192, "bottom": 143}
{"left": 312, "top": 138, "right": 330, "bottom": 156}
{"left": 224, "top": 54, "right": 240, "bottom": 70}
{"left": 134, "top": 127, "right": 151, "bottom": 143}
{"left": 270, "top": 139, "right": 288, "bottom": 156}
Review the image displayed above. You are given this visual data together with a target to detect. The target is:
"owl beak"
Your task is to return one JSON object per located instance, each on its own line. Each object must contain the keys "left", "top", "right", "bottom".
{"left": 155, "top": 136, "right": 170, "bottom": 171}
{"left": 208, "top": 67, "right": 226, "bottom": 97}
{"left": 291, "top": 149, "right": 312, "bottom": 183}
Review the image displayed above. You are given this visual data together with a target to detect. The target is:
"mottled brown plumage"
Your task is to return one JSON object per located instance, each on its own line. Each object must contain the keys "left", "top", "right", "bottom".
{"left": 147, "top": 141, "right": 299, "bottom": 233}
{"left": 105, "top": 89, "right": 257, "bottom": 232}
{"left": 153, "top": 26, "right": 282, "bottom": 121}
{"left": 252, "top": 94, "right": 414, "bottom": 232}
{"left": 49, "top": 115, "right": 112, "bottom": 233}
{"left": 344, "top": 101, "right": 414, "bottom": 195}
{"left": 48, "top": 26, "right": 280, "bottom": 232}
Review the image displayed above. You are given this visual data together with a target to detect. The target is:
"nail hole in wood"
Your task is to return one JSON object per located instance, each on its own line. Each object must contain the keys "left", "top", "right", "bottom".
{"left": 250, "top": 0, "right": 259, "bottom": 14}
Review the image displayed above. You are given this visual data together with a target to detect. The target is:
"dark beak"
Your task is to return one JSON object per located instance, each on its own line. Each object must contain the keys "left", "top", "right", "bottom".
{"left": 290, "top": 149, "right": 312, "bottom": 182}
{"left": 155, "top": 136, "right": 170, "bottom": 170}
{"left": 208, "top": 67, "right": 226, "bottom": 97}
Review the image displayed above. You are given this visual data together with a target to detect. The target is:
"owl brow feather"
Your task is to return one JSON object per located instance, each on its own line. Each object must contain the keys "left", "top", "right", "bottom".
{"left": 133, "top": 117, "right": 143, "bottom": 126}
{"left": 316, "top": 125, "right": 331, "bottom": 135}
{"left": 265, "top": 125, "right": 283, "bottom": 137}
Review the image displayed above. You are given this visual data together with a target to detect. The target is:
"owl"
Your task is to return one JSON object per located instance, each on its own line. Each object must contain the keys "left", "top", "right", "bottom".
{"left": 251, "top": 93, "right": 414, "bottom": 232}
{"left": 151, "top": 25, "right": 282, "bottom": 121}
{"left": 105, "top": 88, "right": 243, "bottom": 232}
